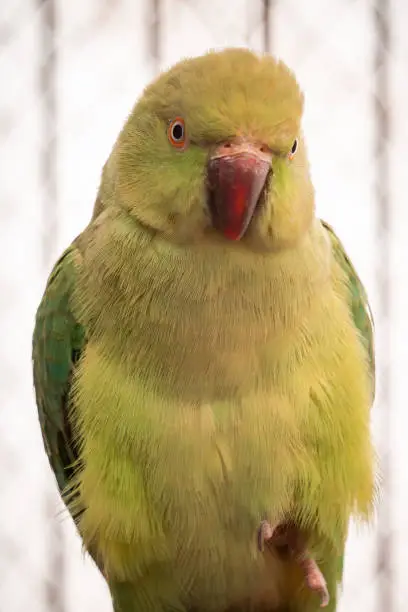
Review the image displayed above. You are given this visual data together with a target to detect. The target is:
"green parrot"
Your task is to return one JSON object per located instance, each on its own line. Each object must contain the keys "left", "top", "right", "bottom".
{"left": 32, "top": 48, "right": 376, "bottom": 612}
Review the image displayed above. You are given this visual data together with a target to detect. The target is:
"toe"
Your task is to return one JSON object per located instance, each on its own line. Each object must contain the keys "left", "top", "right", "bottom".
{"left": 257, "top": 520, "right": 274, "bottom": 552}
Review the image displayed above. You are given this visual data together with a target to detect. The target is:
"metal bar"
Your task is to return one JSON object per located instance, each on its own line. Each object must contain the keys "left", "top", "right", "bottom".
{"left": 374, "top": 0, "right": 392, "bottom": 610}
{"left": 38, "top": 0, "right": 65, "bottom": 610}
{"left": 263, "top": 0, "right": 272, "bottom": 53}
{"left": 150, "top": 0, "right": 161, "bottom": 74}
{"left": 38, "top": 0, "right": 59, "bottom": 268}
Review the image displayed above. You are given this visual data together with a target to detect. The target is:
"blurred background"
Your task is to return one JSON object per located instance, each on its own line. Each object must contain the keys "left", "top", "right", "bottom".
{"left": 0, "top": 0, "right": 405, "bottom": 610}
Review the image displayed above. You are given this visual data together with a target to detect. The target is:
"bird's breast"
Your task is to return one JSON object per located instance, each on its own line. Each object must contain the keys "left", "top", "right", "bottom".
{"left": 121, "top": 285, "right": 317, "bottom": 403}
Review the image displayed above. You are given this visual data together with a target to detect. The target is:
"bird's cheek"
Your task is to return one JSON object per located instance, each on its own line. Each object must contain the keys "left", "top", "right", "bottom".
{"left": 247, "top": 177, "right": 314, "bottom": 251}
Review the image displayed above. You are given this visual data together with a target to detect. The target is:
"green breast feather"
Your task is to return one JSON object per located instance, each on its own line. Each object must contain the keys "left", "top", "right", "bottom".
{"left": 32, "top": 220, "right": 375, "bottom": 558}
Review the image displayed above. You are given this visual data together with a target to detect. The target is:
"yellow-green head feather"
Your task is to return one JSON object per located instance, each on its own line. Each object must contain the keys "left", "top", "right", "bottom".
{"left": 97, "top": 48, "right": 314, "bottom": 251}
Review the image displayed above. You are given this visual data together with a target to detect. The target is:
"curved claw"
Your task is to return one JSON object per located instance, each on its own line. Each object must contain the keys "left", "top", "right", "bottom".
{"left": 300, "top": 556, "right": 330, "bottom": 608}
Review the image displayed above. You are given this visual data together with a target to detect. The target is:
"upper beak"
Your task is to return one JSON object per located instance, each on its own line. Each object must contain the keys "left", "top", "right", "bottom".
{"left": 207, "top": 140, "right": 272, "bottom": 241}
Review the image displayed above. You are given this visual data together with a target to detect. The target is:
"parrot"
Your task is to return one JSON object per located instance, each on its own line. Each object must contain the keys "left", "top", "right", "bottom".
{"left": 32, "top": 48, "right": 377, "bottom": 612}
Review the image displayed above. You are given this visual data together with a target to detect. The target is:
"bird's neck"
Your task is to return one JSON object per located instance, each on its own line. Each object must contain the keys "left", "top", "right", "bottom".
{"left": 79, "top": 210, "right": 332, "bottom": 352}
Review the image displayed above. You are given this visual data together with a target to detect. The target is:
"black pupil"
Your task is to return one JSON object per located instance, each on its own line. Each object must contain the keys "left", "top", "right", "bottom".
{"left": 291, "top": 139, "right": 297, "bottom": 154}
{"left": 172, "top": 123, "right": 183, "bottom": 140}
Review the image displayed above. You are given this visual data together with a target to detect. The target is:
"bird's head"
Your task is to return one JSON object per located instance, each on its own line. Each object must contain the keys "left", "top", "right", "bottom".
{"left": 109, "top": 48, "right": 314, "bottom": 252}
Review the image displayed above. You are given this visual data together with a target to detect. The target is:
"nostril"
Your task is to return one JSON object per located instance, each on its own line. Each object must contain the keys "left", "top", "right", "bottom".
{"left": 223, "top": 142, "right": 232, "bottom": 149}
{"left": 259, "top": 145, "right": 269, "bottom": 153}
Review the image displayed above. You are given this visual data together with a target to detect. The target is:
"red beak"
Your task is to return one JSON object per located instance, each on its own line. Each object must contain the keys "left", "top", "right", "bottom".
{"left": 207, "top": 141, "right": 272, "bottom": 241}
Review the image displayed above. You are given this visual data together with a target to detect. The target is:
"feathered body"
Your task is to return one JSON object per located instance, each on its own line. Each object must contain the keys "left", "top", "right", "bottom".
{"left": 33, "top": 49, "right": 376, "bottom": 612}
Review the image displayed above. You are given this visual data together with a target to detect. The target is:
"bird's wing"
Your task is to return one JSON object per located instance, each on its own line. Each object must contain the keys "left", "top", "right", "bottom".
{"left": 321, "top": 219, "right": 375, "bottom": 399}
{"left": 32, "top": 243, "right": 86, "bottom": 514}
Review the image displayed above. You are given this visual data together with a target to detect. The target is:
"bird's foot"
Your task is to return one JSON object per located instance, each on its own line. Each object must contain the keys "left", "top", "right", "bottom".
{"left": 297, "top": 553, "right": 330, "bottom": 608}
{"left": 257, "top": 521, "right": 330, "bottom": 608}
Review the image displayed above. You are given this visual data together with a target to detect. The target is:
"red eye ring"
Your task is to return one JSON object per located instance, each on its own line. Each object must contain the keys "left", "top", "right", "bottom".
{"left": 167, "top": 117, "right": 186, "bottom": 148}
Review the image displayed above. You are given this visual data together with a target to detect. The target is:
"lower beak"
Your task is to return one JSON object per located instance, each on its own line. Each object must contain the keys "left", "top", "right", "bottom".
{"left": 207, "top": 142, "right": 271, "bottom": 241}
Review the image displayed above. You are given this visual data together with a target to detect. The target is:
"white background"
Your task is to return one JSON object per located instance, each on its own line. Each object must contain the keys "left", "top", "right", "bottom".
{"left": 0, "top": 0, "right": 407, "bottom": 610}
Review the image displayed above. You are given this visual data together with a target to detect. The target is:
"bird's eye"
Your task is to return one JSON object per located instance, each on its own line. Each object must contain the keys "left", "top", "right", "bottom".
{"left": 168, "top": 117, "right": 186, "bottom": 149}
{"left": 288, "top": 138, "right": 298, "bottom": 161}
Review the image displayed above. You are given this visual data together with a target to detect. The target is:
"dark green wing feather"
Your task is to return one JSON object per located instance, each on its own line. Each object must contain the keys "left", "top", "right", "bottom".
{"left": 321, "top": 220, "right": 375, "bottom": 398}
{"left": 32, "top": 243, "right": 86, "bottom": 507}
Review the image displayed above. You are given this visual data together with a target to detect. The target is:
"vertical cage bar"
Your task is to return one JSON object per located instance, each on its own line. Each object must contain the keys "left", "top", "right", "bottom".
{"left": 150, "top": 0, "right": 161, "bottom": 74}
{"left": 38, "top": 0, "right": 59, "bottom": 268}
{"left": 262, "top": 0, "right": 272, "bottom": 53}
{"left": 374, "top": 0, "right": 392, "bottom": 610}
{"left": 38, "top": 0, "right": 65, "bottom": 610}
